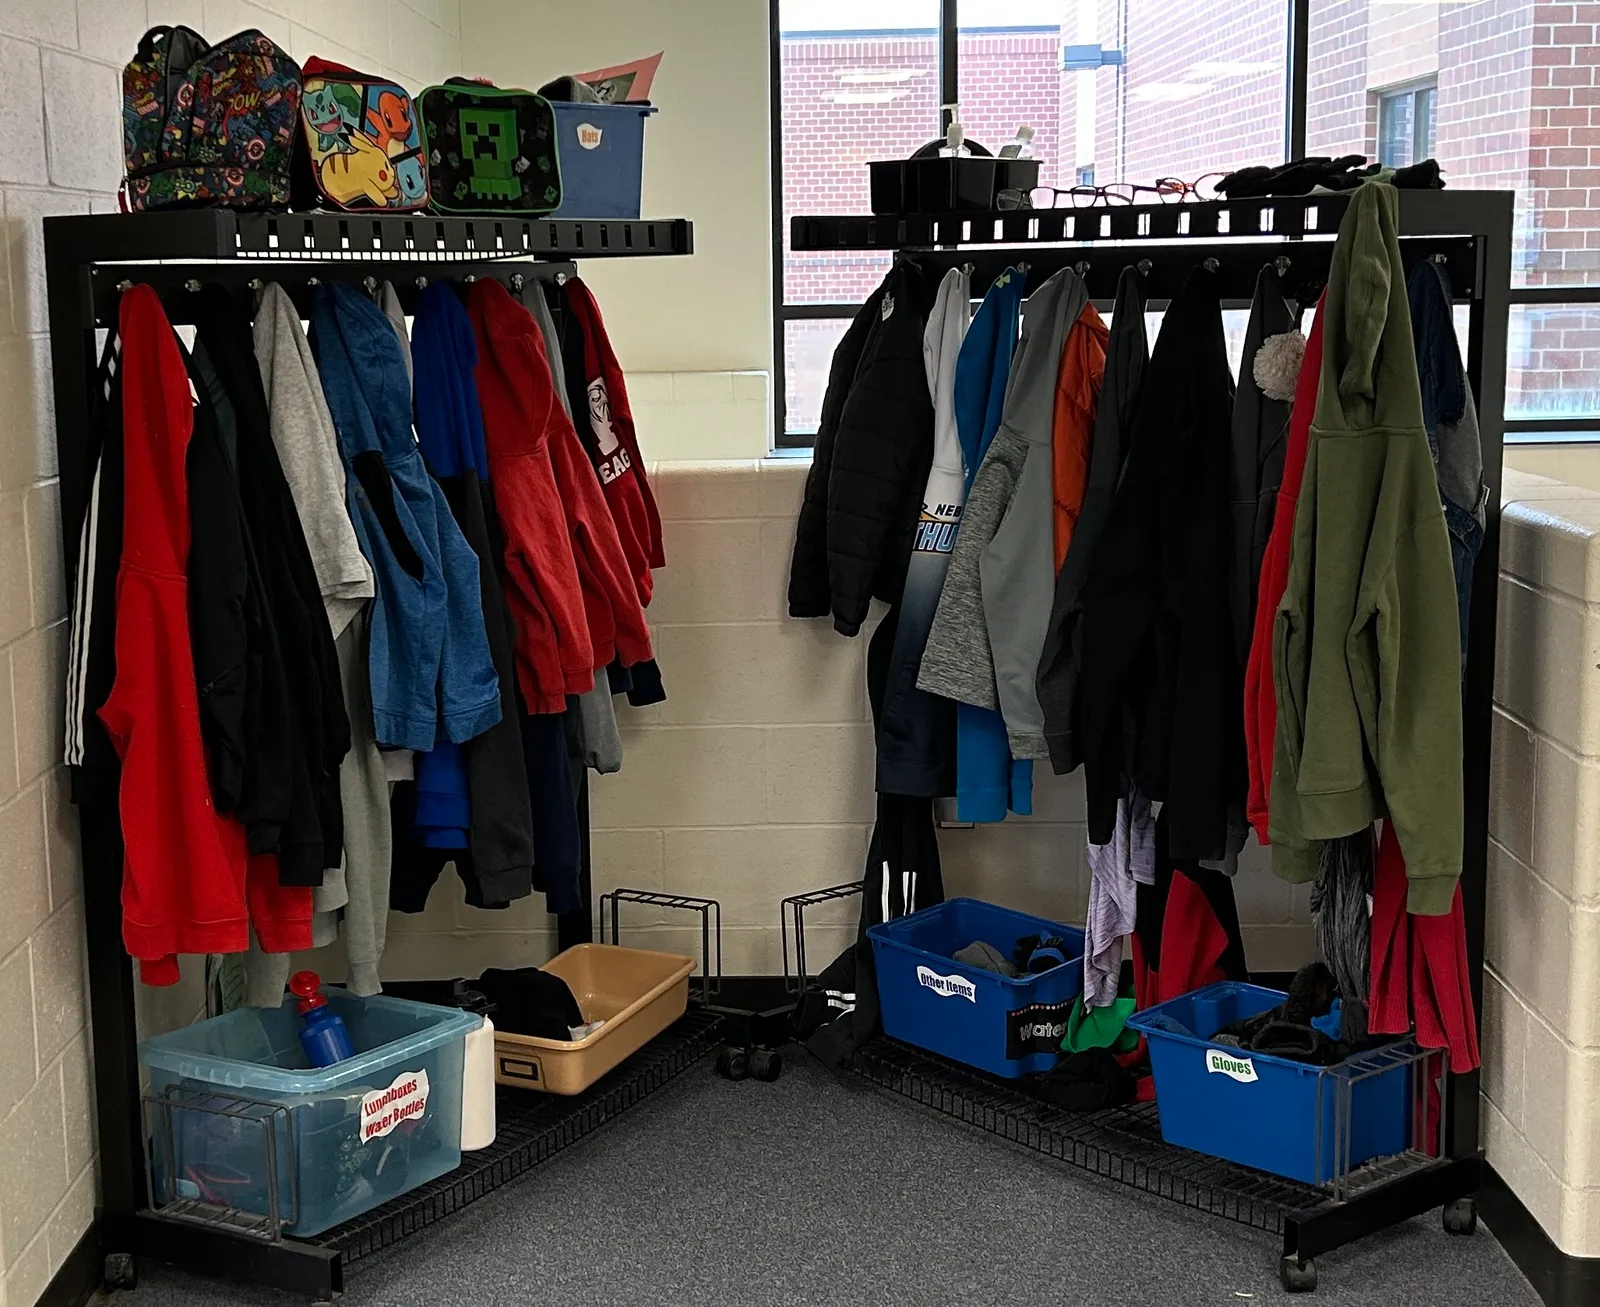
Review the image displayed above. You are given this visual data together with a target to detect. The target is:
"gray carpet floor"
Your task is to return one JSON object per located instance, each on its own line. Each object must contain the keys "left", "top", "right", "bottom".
{"left": 128, "top": 1052, "right": 1540, "bottom": 1306}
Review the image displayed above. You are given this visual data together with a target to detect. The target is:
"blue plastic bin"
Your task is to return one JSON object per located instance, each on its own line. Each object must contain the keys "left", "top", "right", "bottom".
{"left": 549, "top": 102, "right": 657, "bottom": 218}
{"left": 141, "top": 990, "right": 480, "bottom": 1236}
{"left": 868, "top": 898, "right": 1085, "bottom": 1078}
{"left": 1126, "top": 982, "right": 1412, "bottom": 1185}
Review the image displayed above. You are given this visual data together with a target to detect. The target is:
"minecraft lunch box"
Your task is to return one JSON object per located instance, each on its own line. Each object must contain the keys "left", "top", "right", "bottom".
{"left": 418, "top": 80, "right": 562, "bottom": 216}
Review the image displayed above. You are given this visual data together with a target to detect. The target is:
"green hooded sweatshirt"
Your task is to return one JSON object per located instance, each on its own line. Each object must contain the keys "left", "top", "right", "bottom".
{"left": 1269, "top": 182, "right": 1463, "bottom": 915}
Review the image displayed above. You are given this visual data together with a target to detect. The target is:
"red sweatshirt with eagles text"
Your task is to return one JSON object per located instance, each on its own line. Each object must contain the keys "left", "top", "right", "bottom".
{"left": 563, "top": 278, "right": 664, "bottom": 603}
{"left": 470, "top": 281, "right": 651, "bottom": 695}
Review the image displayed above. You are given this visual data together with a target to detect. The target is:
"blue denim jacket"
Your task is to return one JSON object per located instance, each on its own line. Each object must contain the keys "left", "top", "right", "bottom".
{"left": 1408, "top": 260, "right": 1486, "bottom": 670}
{"left": 312, "top": 283, "right": 501, "bottom": 750}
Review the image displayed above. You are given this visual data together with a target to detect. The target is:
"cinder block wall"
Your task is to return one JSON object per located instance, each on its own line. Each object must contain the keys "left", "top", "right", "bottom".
{"left": 377, "top": 461, "right": 1318, "bottom": 982}
{"left": 0, "top": 4, "right": 462, "bottom": 1303}
{"left": 1483, "top": 465, "right": 1600, "bottom": 1257}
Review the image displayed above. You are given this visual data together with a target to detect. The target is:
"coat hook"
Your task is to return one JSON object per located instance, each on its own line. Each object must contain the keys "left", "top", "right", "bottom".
{"left": 184, "top": 278, "right": 202, "bottom": 292}
{"left": 307, "top": 275, "right": 321, "bottom": 286}
{"left": 1431, "top": 252, "right": 1449, "bottom": 264}
{"left": 116, "top": 279, "right": 134, "bottom": 292}
{"left": 415, "top": 275, "right": 428, "bottom": 289}
{"left": 1136, "top": 258, "right": 1153, "bottom": 277}
{"left": 464, "top": 273, "right": 477, "bottom": 283}
{"left": 362, "top": 275, "right": 378, "bottom": 295}
{"left": 961, "top": 261, "right": 975, "bottom": 277}
{"left": 1073, "top": 260, "right": 1090, "bottom": 277}
{"left": 247, "top": 277, "right": 263, "bottom": 291}
{"left": 1016, "top": 259, "right": 1031, "bottom": 274}
{"left": 510, "top": 272, "right": 526, "bottom": 293}
{"left": 1203, "top": 257, "right": 1220, "bottom": 274}
{"left": 1274, "top": 255, "right": 1292, "bottom": 276}
{"left": 555, "top": 271, "right": 568, "bottom": 285}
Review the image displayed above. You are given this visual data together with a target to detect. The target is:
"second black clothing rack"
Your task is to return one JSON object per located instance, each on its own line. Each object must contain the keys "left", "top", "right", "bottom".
{"left": 791, "top": 189, "right": 1513, "bottom": 1292}
{"left": 43, "top": 210, "right": 695, "bottom": 1301}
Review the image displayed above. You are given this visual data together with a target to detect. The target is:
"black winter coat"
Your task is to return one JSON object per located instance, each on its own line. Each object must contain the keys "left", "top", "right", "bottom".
{"left": 1077, "top": 270, "right": 1238, "bottom": 862}
{"left": 192, "top": 287, "right": 350, "bottom": 886}
{"left": 1037, "top": 267, "right": 1149, "bottom": 775}
{"left": 788, "top": 264, "right": 935, "bottom": 636}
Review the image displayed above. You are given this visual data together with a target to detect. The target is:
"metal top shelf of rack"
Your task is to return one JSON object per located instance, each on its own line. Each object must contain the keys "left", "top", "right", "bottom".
{"left": 790, "top": 189, "right": 1511, "bottom": 252}
{"left": 43, "top": 210, "right": 694, "bottom": 266}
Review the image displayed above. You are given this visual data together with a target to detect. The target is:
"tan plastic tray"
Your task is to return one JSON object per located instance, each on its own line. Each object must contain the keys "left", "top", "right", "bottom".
{"left": 492, "top": 944, "right": 695, "bottom": 1095}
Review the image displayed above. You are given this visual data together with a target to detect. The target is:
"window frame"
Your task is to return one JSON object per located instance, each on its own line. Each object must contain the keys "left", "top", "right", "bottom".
{"left": 769, "top": 0, "right": 1600, "bottom": 447}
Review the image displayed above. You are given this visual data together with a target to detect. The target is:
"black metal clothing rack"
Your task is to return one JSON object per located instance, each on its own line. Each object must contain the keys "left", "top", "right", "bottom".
{"left": 790, "top": 190, "right": 1513, "bottom": 1290}
{"left": 42, "top": 211, "right": 695, "bottom": 1301}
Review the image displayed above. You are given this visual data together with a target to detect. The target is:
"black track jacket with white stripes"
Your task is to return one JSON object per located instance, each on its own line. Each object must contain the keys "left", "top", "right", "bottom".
{"left": 64, "top": 336, "right": 125, "bottom": 807}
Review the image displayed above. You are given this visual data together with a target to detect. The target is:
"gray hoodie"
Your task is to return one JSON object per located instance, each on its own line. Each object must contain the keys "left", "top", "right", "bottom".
{"left": 252, "top": 284, "right": 374, "bottom": 639}
{"left": 918, "top": 268, "right": 1089, "bottom": 760}
{"left": 246, "top": 605, "right": 393, "bottom": 1003}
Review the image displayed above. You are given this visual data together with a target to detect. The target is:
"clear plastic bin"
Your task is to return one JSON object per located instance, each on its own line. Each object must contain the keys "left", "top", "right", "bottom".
{"left": 141, "top": 990, "right": 480, "bottom": 1236}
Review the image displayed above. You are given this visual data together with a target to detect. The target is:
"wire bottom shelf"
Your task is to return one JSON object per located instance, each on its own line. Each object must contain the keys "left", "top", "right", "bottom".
{"left": 312, "top": 1008, "right": 724, "bottom": 1264}
{"left": 851, "top": 1035, "right": 1455, "bottom": 1238}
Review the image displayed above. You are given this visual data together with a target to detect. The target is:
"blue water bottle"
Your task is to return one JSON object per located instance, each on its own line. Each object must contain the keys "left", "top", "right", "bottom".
{"left": 290, "top": 970, "right": 355, "bottom": 1068}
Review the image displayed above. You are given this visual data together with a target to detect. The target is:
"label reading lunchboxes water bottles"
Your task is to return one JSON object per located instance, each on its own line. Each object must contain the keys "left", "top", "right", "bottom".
{"left": 360, "top": 1069, "right": 430, "bottom": 1142}
{"left": 1205, "top": 1049, "right": 1259, "bottom": 1084}
{"left": 916, "top": 966, "right": 977, "bottom": 1002}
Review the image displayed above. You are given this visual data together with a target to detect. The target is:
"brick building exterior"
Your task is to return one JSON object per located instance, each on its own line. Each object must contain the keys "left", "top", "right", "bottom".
{"left": 780, "top": 27, "right": 1064, "bottom": 304}
{"left": 781, "top": 4, "right": 1600, "bottom": 427}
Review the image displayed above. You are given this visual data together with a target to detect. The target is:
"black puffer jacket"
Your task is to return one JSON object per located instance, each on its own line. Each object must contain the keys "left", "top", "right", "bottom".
{"left": 788, "top": 263, "right": 934, "bottom": 636}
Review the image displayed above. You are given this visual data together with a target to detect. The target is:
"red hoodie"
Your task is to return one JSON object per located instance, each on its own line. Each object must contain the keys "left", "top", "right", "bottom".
{"left": 563, "top": 278, "right": 664, "bottom": 600}
{"left": 99, "top": 287, "right": 310, "bottom": 984}
{"left": 470, "top": 282, "right": 652, "bottom": 693}
{"left": 1369, "top": 820, "right": 1479, "bottom": 1073}
{"left": 1244, "top": 296, "right": 1325, "bottom": 842}
{"left": 468, "top": 282, "right": 595, "bottom": 712}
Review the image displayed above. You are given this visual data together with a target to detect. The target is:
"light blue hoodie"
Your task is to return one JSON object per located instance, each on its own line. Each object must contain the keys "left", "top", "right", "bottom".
{"left": 936, "top": 269, "right": 1030, "bottom": 821}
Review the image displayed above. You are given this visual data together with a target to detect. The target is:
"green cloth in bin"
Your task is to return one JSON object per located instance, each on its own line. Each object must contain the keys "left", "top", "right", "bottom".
{"left": 1062, "top": 994, "right": 1140, "bottom": 1055}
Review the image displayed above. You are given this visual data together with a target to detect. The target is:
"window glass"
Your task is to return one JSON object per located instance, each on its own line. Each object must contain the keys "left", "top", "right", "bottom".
{"left": 1415, "top": 84, "right": 1435, "bottom": 160}
{"left": 784, "top": 317, "right": 856, "bottom": 437}
{"left": 971, "top": 0, "right": 1287, "bottom": 194}
{"left": 1379, "top": 90, "right": 1416, "bottom": 168}
{"left": 778, "top": 1, "right": 941, "bottom": 305}
{"left": 1307, "top": 1, "right": 1600, "bottom": 288}
{"left": 1508, "top": 304, "right": 1600, "bottom": 422}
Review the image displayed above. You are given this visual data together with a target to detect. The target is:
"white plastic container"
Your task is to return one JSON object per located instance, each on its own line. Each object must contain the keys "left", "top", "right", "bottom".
{"left": 460, "top": 1014, "right": 497, "bottom": 1150}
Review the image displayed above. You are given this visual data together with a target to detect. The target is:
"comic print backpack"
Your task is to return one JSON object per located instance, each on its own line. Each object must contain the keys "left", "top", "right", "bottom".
{"left": 122, "top": 27, "right": 302, "bottom": 210}
{"left": 293, "top": 58, "right": 429, "bottom": 212}
{"left": 418, "top": 80, "right": 562, "bottom": 215}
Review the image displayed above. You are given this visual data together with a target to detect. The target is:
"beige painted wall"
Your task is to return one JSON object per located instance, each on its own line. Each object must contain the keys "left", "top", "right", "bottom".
{"left": 1507, "top": 442, "right": 1600, "bottom": 495}
{"left": 458, "top": 0, "right": 774, "bottom": 376}
{"left": 0, "top": 4, "right": 463, "bottom": 1303}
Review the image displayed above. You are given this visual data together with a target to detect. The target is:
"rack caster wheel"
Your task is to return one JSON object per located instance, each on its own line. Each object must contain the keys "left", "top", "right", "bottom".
{"left": 1279, "top": 1254, "right": 1317, "bottom": 1294}
{"left": 1443, "top": 1197, "right": 1478, "bottom": 1236}
{"left": 103, "top": 1252, "right": 138, "bottom": 1292}
{"left": 749, "top": 1048, "right": 784, "bottom": 1082}
{"left": 715, "top": 1044, "right": 750, "bottom": 1081}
